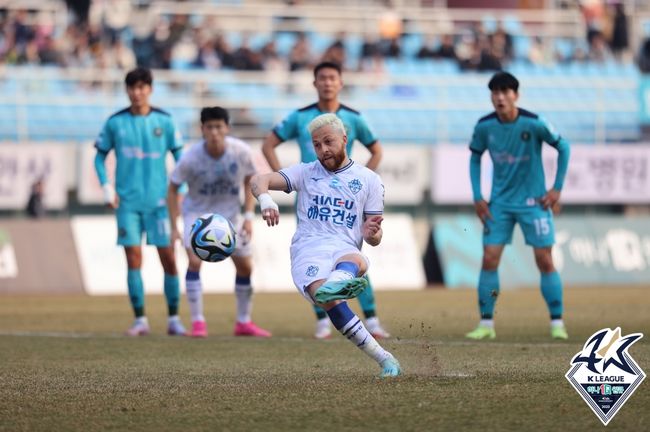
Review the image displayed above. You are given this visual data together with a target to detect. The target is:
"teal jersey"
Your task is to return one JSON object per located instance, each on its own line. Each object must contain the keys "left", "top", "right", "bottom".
{"left": 95, "top": 107, "right": 182, "bottom": 211}
{"left": 469, "top": 109, "right": 565, "bottom": 208}
{"left": 272, "top": 103, "right": 378, "bottom": 162}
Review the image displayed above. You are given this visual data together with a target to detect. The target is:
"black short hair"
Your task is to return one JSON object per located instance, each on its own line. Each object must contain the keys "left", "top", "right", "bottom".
{"left": 488, "top": 71, "right": 519, "bottom": 92}
{"left": 125, "top": 67, "right": 153, "bottom": 87}
{"left": 313, "top": 61, "right": 342, "bottom": 78}
{"left": 200, "top": 106, "right": 229, "bottom": 125}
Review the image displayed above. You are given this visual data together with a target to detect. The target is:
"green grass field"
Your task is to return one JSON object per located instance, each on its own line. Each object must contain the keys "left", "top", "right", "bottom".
{"left": 1, "top": 287, "right": 648, "bottom": 431}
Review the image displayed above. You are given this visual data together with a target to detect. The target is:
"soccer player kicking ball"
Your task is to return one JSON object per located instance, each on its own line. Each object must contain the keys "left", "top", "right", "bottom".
{"left": 94, "top": 67, "right": 186, "bottom": 337}
{"left": 167, "top": 107, "right": 271, "bottom": 338}
{"left": 262, "top": 61, "right": 390, "bottom": 340}
{"left": 251, "top": 113, "right": 401, "bottom": 377}
{"left": 466, "top": 72, "right": 571, "bottom": 341}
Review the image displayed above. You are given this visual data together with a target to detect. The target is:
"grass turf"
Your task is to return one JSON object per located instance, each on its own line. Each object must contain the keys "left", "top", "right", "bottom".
{"left": 0, "top": 287, "right": 648, "bottom": 431}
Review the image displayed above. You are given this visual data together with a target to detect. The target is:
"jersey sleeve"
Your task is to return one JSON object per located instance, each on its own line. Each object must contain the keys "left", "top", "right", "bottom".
{"left": 364, "top": 173, "right": 385, "bottom": 215}
{"left": 278, "top": 163, "right": 305, "bottom": 193}
{"left": 169, "top": 152, "right": 190, "bottom": 186}
{"left": 272, "top": 110, "right": 299, "bottom": 142}
{"left": 240, "top": 144, "right": 257, "bottom": 177}
{"left": 94, "top": 119, "right": 114, "bottom": 153}
{"left": 469, "top": 123, "right": 486, "bottom": 154}
{"left": 537, "top": 116, "right": 561, "bottom": 146}
{"left": 167, "top": 118, "right": 184, "bottom": 155}
{"left": 355, "top": 115, "right": 378, "bottom": 146}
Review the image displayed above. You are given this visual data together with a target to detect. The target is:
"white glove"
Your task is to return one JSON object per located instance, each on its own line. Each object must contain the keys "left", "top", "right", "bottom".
{"left": 257, "top": 193, "right": 278, "bottom": 212}
{"left": 102, "top": 183, "right": 116, "bottom": 205}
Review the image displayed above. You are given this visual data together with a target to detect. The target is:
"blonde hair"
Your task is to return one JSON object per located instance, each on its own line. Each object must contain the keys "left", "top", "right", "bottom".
{"left": 307, "top": 113, "right": 346, "bottom": 136}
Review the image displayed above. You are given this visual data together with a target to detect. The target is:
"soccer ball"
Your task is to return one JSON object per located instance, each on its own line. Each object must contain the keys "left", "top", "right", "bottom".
{"left": 190, "top": 213, "right": 237, "bottom": 262}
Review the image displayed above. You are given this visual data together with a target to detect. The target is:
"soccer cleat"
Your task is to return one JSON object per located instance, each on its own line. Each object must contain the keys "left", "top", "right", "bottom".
{"left": 189, "top": 320, "right": 208, "bottom": 338}
{"left": 379, "top": 355, "right": 402, "bottom": 378}
{"left": 313, "top": 277, "right": 369, "bottom": 304}
{"left": 167, "top": 318, "right": 187, "bottom": 336}
{"left": 551, "top": 325, "right": 569, "bottom": 340}
{"left": 365, "top": 317, "right": 391, "bottom": 339}
{"left": 234, "top": 321, "right": 272, "bottom": 338}
{"left": 314, "top": 318, "right": 332, "bottom": 339}
{"left": 465, "top": 325, "right": 496, "bottom": 340}
{"left": 125, "top": 319, "right": 150, "bottom": 337}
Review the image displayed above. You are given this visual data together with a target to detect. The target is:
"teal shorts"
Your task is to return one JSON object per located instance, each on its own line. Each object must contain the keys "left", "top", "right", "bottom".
{"left": 483, "top": 203, "right": 555, "bottom": 248}
{"left": 116, "top": 206, "right": 171, "bottom": 247}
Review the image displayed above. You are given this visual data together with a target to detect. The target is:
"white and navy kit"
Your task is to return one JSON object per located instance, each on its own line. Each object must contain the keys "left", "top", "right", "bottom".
{"left": 278, "top": 159, "right": 384, "bottom": 300}
{"left": 169, "top": 137, "right": 256, "bottom": 255}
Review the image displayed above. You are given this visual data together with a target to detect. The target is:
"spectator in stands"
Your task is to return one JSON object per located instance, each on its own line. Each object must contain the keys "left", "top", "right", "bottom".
{"left": 261, "top": 40, "right": 285, "bottom": 71}
{"left": 416, "top": 35, "right": 437, "bottom": 59}
{"left": 377, "top": 0, "right": 403, "bottom": 56}
{"left": 435, "top": 34, "right": 457, "bottom": 60}
{"left": 609, "top": 2, "right": 628, "bottom": 60}
{"left": 321, "top": 31, "right": 346, "bottom": 68}
{"left": 359, "top": 34, "right": 383, "bottom": 72}
{"left": 288, "top": 32, "right": 312, "bottom": 71}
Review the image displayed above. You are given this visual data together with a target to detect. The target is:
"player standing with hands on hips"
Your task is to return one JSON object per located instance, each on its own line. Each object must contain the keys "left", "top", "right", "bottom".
{"left": 466, "top": 72, "right": 571, "bottom": 340}
{"left": 94, "top": 67, "right": 186, "bottom": 336}
{"left": 251, "top": 113, "right": 401, "bottom": 377}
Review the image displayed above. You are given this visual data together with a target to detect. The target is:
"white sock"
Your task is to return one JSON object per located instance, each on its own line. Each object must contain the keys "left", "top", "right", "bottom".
{"left": 135, "top": 316, "right": 148, "bottom": 325}
{"left": 235, "top": 281, "right": 252, "bottom": 323}
{"left": 186, "top": 277, "right": 204, "bottom": 322}
{"left": 167, "top": 315, "right": 180, "bottom": 324}
{"left": 326, "top": 269, "right": 355, "bottom": 283}
{"left": 551, "top": 319, "right": 564, "bottom": 328}
{"left": 338, "top": 314, "right": 391, "bottom": 364}
{"left": 480, "top": 319, "right": 494, "bottom": 328}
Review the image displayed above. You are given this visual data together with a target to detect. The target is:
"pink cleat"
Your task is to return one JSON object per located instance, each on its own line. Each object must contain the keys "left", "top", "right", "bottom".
{"left": 189, "top": 320, "right": 208, "bottom": 338}
{"left": 234, "top": 321, "right": 272, "bottom": 338}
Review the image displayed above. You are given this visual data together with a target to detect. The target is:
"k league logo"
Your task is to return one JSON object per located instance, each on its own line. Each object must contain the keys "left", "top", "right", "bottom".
{"left": 566, "top": 328, "right": 645, "bottom": 425}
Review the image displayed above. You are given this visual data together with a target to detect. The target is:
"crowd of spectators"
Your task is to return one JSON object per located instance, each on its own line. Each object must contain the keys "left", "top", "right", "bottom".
{"left": 0, "top": 0, "right": 638, "bottom": 75}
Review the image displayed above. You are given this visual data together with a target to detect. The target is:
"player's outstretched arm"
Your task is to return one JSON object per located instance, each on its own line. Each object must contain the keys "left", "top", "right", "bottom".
{"left": 261, "top": 132, "right": 283, "bottom": 172}
{"left": 363, "top": 215, "right": 384, "bottom": 246}
{"left": 250, "top": 172, "right": 286, "bottom": 227}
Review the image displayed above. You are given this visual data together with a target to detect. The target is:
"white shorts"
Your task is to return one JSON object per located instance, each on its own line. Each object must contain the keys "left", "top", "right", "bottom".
{"left": 183, "top": 213, "right": 251, "bottom": 257}
{"left": 290, "top": 239, "right": 369, "bottom": 304}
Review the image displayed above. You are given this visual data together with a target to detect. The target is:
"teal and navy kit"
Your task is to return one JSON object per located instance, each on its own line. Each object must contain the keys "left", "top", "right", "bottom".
{"left": 94, "top": 107, "right": 183, "bottom": 246}
{"left": 469, "top": 108, "right": 570, "bottom": 247}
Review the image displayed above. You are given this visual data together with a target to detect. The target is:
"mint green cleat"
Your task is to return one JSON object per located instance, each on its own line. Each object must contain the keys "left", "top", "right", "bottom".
{"left": 313, "top": 277, "right": 368, "bottom": 304}
{"left": 551, "top": 325, "right": 569, "bottom": 340}
{"left": 379, "top": 356, "right": 402, "bottom": 378}
{"left": 465, "top": 325, "right": 496, "bottom": 340}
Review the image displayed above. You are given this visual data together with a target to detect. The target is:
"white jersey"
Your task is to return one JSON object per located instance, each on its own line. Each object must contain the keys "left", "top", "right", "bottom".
{"left": 279, "top": 159, "right": 384, "bottom": 250}
{"left": 170, "top": 137, "right": 256, "bottom": 223}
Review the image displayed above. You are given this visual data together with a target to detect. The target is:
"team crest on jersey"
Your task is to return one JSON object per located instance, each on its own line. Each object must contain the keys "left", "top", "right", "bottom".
{"left": 521, "top": 131, "right": 531, "bottom": 141}
{"left": 153, "top": 127, "right": 163, "bottom": 137}
{"left": 348, "top": 179, "right": 362, "bottom": 194}
{"left": 329, "top": 177, "right": 342, "bottom": 190}
{"left": 306, "top": 265, "right": 319, "bottom": 277}
{"left": 566, "top": 327, "right": 645, "bottom": 426}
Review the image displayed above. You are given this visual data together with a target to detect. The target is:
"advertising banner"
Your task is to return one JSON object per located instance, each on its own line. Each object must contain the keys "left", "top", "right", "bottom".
{"left": 72, "top": 213, "right": 425, "bottom": 295}
{"left": 0, "top": 144, "right": 68, "bottom": 210}
{"left": 431, "top": 144, "right": 650, "bottom": 204}
{"left": 433, "top": 215, "right": 650, "bottom": 288}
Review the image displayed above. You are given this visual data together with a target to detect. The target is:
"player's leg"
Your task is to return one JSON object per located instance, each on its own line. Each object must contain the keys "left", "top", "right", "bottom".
{"left": 533, "top": 247, "right": 567, "bottom": 339}
{"left": 307, "top": 280, "right": 401, "bottom": 378}
{"left": 519, "top": 206, "right": 567, "bottom": 339}
{"left": 312, "top": 305, "right": 332, "bottom": 339}
{"left": 148, "top": 206, "right": 185, "bottom": 336}
{"left": 117, "top": 208, "right": 150, "bottom": 336}
{"left": 231, "top": 254, "right": 272, "bottom": 337}
{"left": 466, "top": 204, "right": 513, "bottom": 340}
{"left": 312, "top": 253, "right": 369, "bottom": 303}
{"left": 185, "top": 249, "right": 207, "bottom": 337}
{"left": 357, "top": 276, "right": 391, "bottom": 339}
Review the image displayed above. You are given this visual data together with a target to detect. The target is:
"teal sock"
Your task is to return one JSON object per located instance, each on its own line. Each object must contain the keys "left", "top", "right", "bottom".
{"left": 127, "top": 269, "right": 145, "bottom": 318}
{"left": 478, "top": 270, "right": 499, "bottom": 319}
{"left": 357, "top": 274, "right": 376, "bottom": 319}
{"left": 313, "top": 305, "right": 328, "bottom": 320}
{"left": 541, "top": 271, "right": 563, "bottom": 319}
{"left": 164, "top": 273, "right": 180, "bottom": 316}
